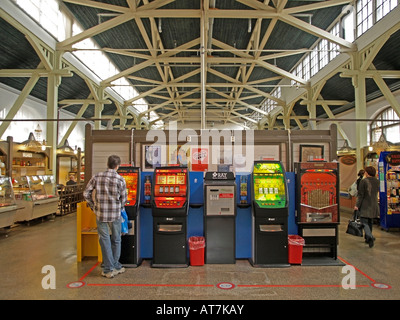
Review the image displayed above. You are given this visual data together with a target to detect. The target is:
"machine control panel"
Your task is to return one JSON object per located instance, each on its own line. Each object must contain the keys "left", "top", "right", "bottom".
{"left": 153, "top": 167, "right": 188, "bottom": 210}
{"left": 206, "top": 186, "right": 235, "bottom": 215}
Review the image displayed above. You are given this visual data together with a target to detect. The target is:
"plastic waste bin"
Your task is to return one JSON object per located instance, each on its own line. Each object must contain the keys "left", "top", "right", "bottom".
{"left": 189, "top": 236, "right": 205, "bottom": 266}
{"left": 288, "top": 235, "right": 305, "bottom": 264}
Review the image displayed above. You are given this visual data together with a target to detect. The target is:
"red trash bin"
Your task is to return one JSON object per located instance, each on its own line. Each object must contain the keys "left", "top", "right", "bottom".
{"left": 288, "top": 235, "right": 305, "bottom": 264}
{"left": 189, "top": 236, "right": 205, "bottom": 266}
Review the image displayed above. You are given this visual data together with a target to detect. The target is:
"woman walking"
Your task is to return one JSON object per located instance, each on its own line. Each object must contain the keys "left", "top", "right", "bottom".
{"left": 354, "top": 166, "right": 380, "bottom": 248}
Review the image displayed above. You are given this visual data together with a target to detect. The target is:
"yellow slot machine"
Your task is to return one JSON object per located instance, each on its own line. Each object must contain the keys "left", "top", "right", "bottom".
{"left": 251, "top": 160, "right": 289, "bottom": 267}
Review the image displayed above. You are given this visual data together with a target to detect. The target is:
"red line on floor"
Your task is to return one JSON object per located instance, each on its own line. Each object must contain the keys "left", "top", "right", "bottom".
{"left": 87, "top": 283, "right": 214, "bottom": 287}
{"left": 237, "top": 284, "right": 370, "bottom": 288}
{"left": 338, "top": 256, "right": 376, "bottom": 283}
{"left": 79, "top": 258, "right": 377, "bottom": 289}
{"left": 80, "top": 261, "right": 100, "bottom": 281}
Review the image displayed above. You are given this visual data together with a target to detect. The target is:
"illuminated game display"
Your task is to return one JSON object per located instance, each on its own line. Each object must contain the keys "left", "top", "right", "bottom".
{"left": 295, "top": 162, "right": 339, "bottom": 223}
{"left": 121, "top": 171, "right": 139, "bottom": 207}
{"left": 153, "top": 168, "right": 188, "bottom": 211}
{"left": 253, "top": 162, "right": 287, "bottom": 210}
{"left": 117, "top": 166, "right": 141, "bottom": 267}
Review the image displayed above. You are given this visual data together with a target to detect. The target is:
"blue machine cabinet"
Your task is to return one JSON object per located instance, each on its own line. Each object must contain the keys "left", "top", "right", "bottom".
{"left": 378, "top": 151, "right": 400, "bottom": 230}
{"left": 139, "top": 171, "right": 297, "bottom": 261}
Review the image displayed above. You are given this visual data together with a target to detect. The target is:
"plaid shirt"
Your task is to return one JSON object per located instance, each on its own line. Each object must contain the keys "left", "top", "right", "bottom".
{"left": 83, "top": 169, "right": 127, "bottom": 222}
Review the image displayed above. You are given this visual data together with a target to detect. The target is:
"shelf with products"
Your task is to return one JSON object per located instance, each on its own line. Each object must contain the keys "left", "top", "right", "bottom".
{"left": 0, "top": 176, "right": 18, "bottom": 229}
{"left": 378, "top": 151, "right": 400, "bottom": 230}
{"left": 11, "top": 133, "right": 50, "bottom": 180}
{"left": 12, "top": 152, "right": 47, "bottom": 179}
{"left": 386, "top": 170, "right": 400, "bottom": 214}
{"left": 13, "top": 175, "right": 59, "bottom": 222}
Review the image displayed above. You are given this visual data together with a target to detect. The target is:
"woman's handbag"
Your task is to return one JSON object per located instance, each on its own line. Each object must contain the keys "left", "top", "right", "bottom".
{"left": 346, "top": 210, "right": 363, "bottom": 237}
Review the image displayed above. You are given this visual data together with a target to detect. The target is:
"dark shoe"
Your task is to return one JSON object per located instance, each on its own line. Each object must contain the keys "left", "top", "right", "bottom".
{"left": 365, "top": 236, "right": 376, "bottom": 243}
{"left": 368, "top": 238, "right": 374, "bottom": 248}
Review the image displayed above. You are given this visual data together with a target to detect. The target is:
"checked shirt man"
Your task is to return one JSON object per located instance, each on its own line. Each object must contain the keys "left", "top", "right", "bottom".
{"left": 83, "top": 155, "right": 128, "bottom": 278}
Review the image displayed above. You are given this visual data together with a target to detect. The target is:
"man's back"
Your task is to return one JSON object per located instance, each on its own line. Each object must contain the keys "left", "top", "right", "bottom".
{"left": 84, "top": 168, "right": 127, "bottom": 222}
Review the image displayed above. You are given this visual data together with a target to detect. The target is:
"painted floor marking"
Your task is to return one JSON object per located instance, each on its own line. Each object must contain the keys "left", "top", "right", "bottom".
{"left": 72, "top": 256, "right": 389, "bottom": 290}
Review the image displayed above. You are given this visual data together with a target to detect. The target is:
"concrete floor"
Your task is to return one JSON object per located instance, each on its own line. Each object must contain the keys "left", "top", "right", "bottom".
{"left": 0, "top": 210, "right": 399, "bottom": 301}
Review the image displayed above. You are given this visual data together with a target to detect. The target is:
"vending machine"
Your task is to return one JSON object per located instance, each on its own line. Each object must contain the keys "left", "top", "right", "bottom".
{"left": 251, "top": 161, "right": 289, "bottom": 267}
{"left": 294, "top": 162, "right": 339, "bottom": 260}
{"left": 378, "top": 151, "right": 400, "bottom": 230}
{"left": 117, "top": 166, "right": 141, "bottom": 267}
{"left": 151, "top": 166, "right": 189, "bottom": 267}
{"left": 204, "top": 172, "right": 236, "bottom": 264}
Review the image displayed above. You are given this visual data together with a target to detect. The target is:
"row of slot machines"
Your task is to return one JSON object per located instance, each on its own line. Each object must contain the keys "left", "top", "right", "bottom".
{"left": 116, "top": 160, "right": 340, "bottom": 268}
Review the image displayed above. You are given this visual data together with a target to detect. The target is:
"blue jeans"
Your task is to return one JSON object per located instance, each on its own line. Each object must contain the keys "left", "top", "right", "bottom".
{"left": 96, "top": 218, "right": 122, "bottom": 273}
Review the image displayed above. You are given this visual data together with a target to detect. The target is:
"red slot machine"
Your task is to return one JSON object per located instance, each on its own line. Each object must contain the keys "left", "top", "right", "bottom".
{"left": 295, "top": 162, "right": 339, "bottom": 223}
{"left": 151, "top": 166, "right": 189, "bottom": 268}
{"left": 152, "top": 167, "right": 188, "bottom": 213}
{"left": 117, "top": 166, "right": 141, "bottom": 267}
{"left": 294, "top": 162, "right": 340, "bottom": 261}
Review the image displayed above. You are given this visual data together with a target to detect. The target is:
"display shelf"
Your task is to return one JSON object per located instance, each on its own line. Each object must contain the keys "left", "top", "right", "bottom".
{"left": 13, "top": 175, "right": 59, "bottom": 222}
{"left": 77, "top": 201, "right": 102, "bottom": 262}
{"left": 12, "top": 153, "right": 48, "bottom": 180}
{"left": 386, "top": 170, "right": 400, "bottom": 213}
{"left": 0, "top": 176, "right": 17, "bottom": 229}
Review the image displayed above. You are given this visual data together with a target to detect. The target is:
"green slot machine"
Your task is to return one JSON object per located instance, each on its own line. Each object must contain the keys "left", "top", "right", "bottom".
{"left": 251, "top": 160, "right": 289, "bottom": 267}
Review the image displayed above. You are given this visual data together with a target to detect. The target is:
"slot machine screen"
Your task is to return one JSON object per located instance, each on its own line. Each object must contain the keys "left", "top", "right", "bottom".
{"left": 153, "top": 168, "right": 188, "bottom": 209}
{"left": 117, "top": 167, "right": 139, "bottom": 207}
{"left": 123, "top": 172, "right": 138, "bottom": 206}
{"left": 253, "top": 162, "right": 287, "bottom": 209}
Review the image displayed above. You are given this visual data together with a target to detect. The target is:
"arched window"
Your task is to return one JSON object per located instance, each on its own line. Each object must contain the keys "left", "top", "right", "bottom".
{"left": 370, "top": 107, "right": 400, "bottom": 144}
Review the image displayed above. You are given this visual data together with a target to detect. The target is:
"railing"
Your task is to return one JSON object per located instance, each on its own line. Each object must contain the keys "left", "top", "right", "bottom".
{"left": 57, "top": 184, "right": 84, "bottom": 215}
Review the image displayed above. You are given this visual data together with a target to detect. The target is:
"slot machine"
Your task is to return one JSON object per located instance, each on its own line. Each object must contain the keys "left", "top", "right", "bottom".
{"left": 117, "top": 166, "right": 141, "bottom": 267}
{"left": 294, "top": 162, "right": 339, "bottom": 260}
{"left": 204, "top": 172, "right": 236, "bottom": 264}
{"left": 151, "top": 166, "right": 189, "bottom": 267}
{"left": 251, "top": 160, "right": 289, "bottom": 267}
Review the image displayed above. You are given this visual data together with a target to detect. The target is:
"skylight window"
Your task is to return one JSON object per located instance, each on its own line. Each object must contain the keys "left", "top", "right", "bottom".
{"left": 12, "top": 0, "right": 159, "bottom": 125}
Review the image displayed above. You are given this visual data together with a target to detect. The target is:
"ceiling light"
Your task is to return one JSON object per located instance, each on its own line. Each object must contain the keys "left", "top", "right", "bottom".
{"left": 158, "top": 18, "right": 162, "bottom": 33}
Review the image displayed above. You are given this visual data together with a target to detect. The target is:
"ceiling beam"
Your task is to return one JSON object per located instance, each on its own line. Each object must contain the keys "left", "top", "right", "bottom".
{"left": 283, "top": 0, "right": 352, "bottom": 15}
{"left": 57, "top": 12, "right": 134, "bottom": 50}
{"left": 279, "top": 13, "right": 355, "bottom": 49}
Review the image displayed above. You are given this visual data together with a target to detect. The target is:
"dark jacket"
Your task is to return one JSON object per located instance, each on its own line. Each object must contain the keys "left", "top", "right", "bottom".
{"left": 356, "top": 177, "right": 380, "bottom": 219}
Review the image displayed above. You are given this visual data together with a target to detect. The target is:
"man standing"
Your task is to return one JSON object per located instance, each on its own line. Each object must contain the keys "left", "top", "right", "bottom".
{"left": 84, "top": 155, "right": 128, "bottom": 278}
